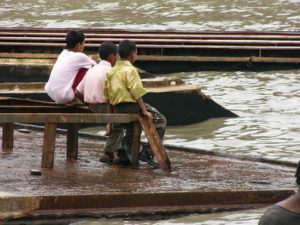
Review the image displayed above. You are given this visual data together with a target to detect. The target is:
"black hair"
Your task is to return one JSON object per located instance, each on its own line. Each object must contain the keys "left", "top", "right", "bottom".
{"left": 118, "top": 40, "right": 136, "bottom": 59}
{"left": 66, "top": 30, "right": 85, "bottom": 49}
{"left": 99, "top": 42, "right": 117, "bottom": 60}
{"left": 295, "top": 161, "right": 300, "bottom": 185}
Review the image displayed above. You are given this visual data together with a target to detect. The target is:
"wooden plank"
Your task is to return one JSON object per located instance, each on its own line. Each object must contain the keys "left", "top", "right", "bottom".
{"left": 0, "top": 52, "right": 59, "bottom": 59}
{"left": 67, "top": 124, "right": 79, "bottom": 159}
{"left": 2, "top": 29, "right": 300, "bottom": 39}
{"left": 131, "top": 121, "right": 142, "bottom": 166}
{"left": 0, "top": 113, "right": 139, "bottom": 124}
{"left": 138, "top": 116, "right": 171, "bottom": 174}
{"left": 41, "top": 123, "right": 57, "bottom": 168}
{"left": 3, "top": 41, "right": 300, "bottom": 50}
{"left": 3, "top": 36, "right": 300, "bottom": 45}
{"left": 2, "top": 123, "right": 14, "bottom": 152}
{"left": 0, "top": 190, "right": 294, "bottom": 214}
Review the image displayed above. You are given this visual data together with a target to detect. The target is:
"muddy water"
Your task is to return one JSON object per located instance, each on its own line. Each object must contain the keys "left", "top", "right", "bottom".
{"left": 163, "top": 70, "right": 300, "bottom": 164}
{"left": 1, "top": 0, "right": 300, "bottom": 31}
{"left": 71, "top": 209, "right": 264, "bottom": 225}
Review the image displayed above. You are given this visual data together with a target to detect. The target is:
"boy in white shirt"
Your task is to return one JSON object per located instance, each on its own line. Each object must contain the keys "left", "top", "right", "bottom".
{"left": 45, "top": 30, "right": 96, "bottom": 104}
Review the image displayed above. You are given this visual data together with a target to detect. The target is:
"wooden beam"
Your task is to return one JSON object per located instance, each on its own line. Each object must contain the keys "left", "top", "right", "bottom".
{"left": 3, "top": 41, "right": 300, "bottom": 50}
{"left": 41, "top": 123, "right": 57, "bottom": 168}
{"left": 131, "top": 121, "right": 142, "bottom": 167}
{"left": 67, "top": 124, "right": 79, "bottom": 159}
{"left": 2, "top": 123, "right": 14, "bottom": 152}
{"left": 138, "top": 116, "right": 171, "bottom": 174}
{"left": 0, "top": 113, "right": 139, "bottom": 124}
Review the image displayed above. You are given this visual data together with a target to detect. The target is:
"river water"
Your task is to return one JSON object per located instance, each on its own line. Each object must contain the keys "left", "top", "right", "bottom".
{"left": 1, "top": 0, "right": 300, "bottom": 224}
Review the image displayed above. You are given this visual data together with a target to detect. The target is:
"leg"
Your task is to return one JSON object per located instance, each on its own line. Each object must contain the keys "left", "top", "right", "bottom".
{"left": 42, "top": 123, "right": 57, "bottom": 168}
{"left": 2, "top": 123, "right": 14, "bottom": 152}
{"left": 102, "top": 123, "right": 124, "bottom": 155}
{"left": 89, "top": 103, "right": 107, "bottom": 113}
{"left": 115, "top": 103, "right": 141, "bottom": 165}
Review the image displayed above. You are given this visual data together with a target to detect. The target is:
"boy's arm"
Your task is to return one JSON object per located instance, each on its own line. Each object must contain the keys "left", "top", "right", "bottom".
{"left": 74, "top": 89, "right": 84, "bottom": 103}
{"left": 136, "top": 97, "right": 152, "bottom": 119}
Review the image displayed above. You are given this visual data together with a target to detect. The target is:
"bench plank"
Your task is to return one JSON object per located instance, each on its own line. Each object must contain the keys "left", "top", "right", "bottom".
{"left": 0, "top": 113, "right": 139, "bottom": 124}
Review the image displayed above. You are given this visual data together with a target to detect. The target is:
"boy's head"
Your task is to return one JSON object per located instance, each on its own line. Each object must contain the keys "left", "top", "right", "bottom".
{"left": 99, "top": 42, "right": 118, "bottom": 66}
{"left": 66, "top": 30, "right": 85, "bottom": 52}
{"left": 118, "top": 40, "right": 137, "bottom": 63}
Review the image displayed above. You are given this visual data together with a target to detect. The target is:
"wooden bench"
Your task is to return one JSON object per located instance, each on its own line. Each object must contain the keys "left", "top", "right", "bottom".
{"left": 0, "top": 112, "right": 171, "bottom": 174}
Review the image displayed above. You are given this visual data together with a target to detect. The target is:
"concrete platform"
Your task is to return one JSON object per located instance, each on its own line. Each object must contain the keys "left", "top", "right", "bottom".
{"left": 0, "top": 127, "right": 296, "bottom": 222}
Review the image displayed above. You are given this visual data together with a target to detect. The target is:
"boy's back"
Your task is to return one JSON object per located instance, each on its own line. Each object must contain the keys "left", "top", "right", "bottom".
{"left": 104, "top": 60, "right": 147, "bottom": 106}
{"left": 45, "top": 49, "right": 95, "bottom": 104}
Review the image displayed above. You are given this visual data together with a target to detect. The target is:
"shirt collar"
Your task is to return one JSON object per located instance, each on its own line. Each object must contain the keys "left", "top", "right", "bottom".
{"left": 99, "top": 60, "right": 112, "bottom": 68}
{"left": 116, "top": 60, "right": 132, "bottom": 67}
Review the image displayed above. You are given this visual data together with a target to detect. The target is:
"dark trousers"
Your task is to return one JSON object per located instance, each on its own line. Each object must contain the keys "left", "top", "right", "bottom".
{"left": 114, "top": 103, "right": 167, "bottom": 158}
{"left": 89, "top": 103, "right": 124, "bottom": 154}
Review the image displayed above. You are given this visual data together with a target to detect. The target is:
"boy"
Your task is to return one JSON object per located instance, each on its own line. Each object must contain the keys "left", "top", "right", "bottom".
{"left": 75, "top": 42, "right": 117, "bottom": 113}
{"left": 45, "top": 30, "right": 96, "bottom": 104}
{"left": 104, "top": 40, "right": 167, "bottom": 168}
{"left": 75, "top": 42, "right": 125, "bottom": 162}
{"left": 259, "top": 161, "right": 300, "bottom": 225}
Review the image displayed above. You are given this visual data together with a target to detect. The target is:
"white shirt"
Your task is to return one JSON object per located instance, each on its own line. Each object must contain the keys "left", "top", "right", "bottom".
{"left": 76, "top": 60, "right": 112, "bottom": 104}
{"left": 45, "top": 49, "right": 96, "bottom": 104}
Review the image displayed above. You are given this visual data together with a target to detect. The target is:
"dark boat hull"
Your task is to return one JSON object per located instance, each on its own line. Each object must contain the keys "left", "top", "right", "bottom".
{"left": 0, "top": 82, "right": 238, "bottom": 126}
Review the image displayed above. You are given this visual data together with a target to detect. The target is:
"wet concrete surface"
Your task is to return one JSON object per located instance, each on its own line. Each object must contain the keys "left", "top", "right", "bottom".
{"left": 0, "top": 128, "right": 296, "bottom": 197}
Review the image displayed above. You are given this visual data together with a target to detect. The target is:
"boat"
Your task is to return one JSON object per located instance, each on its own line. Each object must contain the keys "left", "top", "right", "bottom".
{"left": 0, "top": 125, "right": 296, "bottom": 222}
{"left": 0, "top": 79, "right": 238, "bottom": 126}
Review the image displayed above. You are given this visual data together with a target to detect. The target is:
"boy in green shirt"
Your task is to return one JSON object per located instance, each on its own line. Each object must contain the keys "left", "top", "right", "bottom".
{"left": 103, "top": 40, "right": 167, "bottom": 168}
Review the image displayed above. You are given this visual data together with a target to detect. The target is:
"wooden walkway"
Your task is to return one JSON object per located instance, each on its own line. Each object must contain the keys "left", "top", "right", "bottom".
{"left": 0, "top": 127, "right": 296, "bottom": 221}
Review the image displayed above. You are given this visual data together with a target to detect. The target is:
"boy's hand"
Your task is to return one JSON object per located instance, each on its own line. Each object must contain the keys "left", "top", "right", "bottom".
{"left": 104, "top": 123, "right": 112, "bottom": 136}
{"left": 143, "top": 110, "right": 152, "bottom": 120}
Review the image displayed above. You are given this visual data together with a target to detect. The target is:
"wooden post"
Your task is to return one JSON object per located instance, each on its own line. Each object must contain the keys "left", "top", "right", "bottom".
{"left": 138, "top": 116, "right": 171, "bottom": 174}
{"left": 67, "top": 123, "right": 79, "bottom": 159}
{"left": 131, "top": 121, "right": 142, "bottom": 166}
{"left": 41, "top": 123, "right": 57, "bottom": 168}
{"left": 2, "top": 123, "right": 14, "bottom": 152}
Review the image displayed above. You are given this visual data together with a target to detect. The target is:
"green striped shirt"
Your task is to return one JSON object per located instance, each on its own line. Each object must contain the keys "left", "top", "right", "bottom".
{"left": 104, "top": 61, "right": 147, "bottom": 105}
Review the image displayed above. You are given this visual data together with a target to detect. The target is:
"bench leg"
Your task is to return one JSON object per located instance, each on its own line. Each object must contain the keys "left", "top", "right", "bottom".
{"left": 2, "top": 123, "right": 14, "bottom": 152}
{"left": 42, "top": 123, "right": 57, "bottom": 168}
{"left": 131, "top": 121, "right": 141, "bottom": 167}
{"left": 67, "top": 124, "right": 79, "bottom": 159}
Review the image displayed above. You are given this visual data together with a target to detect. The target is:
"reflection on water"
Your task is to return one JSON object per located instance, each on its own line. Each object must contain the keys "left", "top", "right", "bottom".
{"left": 1, "top": 0, "right": 300, "bottom": 30}
{"left": 164, "top": 70, "right": 300, "bottom": 163}
{"left": 70, "top": 208, "right": 264, "bottom": 225}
